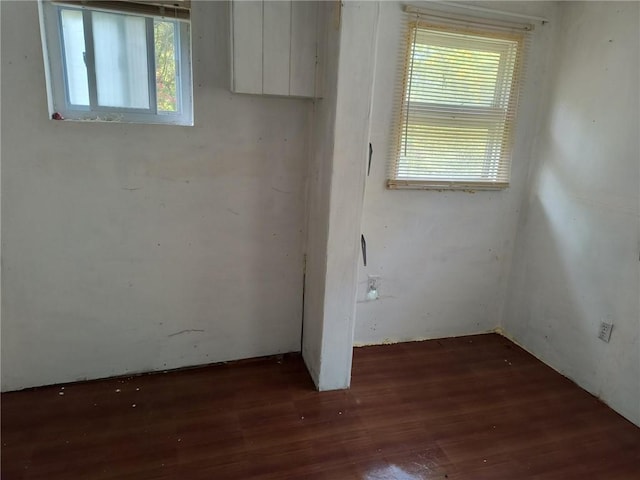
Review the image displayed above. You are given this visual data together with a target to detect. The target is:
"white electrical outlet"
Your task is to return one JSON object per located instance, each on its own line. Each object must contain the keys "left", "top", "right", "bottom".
{"left": 366, "top": 275, "right": 380, "bottom": 301}
{"left": 598, "top": 322, "right": 613, "bottom": 343}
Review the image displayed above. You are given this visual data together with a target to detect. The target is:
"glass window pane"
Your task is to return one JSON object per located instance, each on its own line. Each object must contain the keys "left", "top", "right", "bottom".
{"left": 399, "top": 123, "right": 494, "bottom": 179}
{"left": 409, "top": 41, "right": 502, "bottom": 108}
{"left": 154, "top": 20, "right": 179, "bottom": 113}
{"left": 92, "top": 11, "right": 150, "bottom": 109}
{"left": 60, "top": 9, "right": 89, "bottom": 106}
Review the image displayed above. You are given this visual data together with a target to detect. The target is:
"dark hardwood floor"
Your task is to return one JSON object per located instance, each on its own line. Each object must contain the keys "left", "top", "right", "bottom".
{"left": 2, "top": 334, "right": 639, "bottom": 479}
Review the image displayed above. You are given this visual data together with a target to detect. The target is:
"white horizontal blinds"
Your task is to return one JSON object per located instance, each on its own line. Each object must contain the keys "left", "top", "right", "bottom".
{"left": 53, "top": 1, "right": 190, "bottom": 20}
{"left": 388, "top": 10, "right": 529, "bottom": 190}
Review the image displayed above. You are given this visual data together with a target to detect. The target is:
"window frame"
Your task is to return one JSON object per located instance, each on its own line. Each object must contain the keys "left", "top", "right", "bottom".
{"left": 40, "top": 1, "right": 193, "bottom": 125}
{"left": 388, "top": 15, "right": 528, "bottom": 191}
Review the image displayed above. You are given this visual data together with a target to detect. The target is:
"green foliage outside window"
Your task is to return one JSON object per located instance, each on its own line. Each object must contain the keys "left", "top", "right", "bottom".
{"left": 154, "top": 20, "right": 178, "bottom": 112}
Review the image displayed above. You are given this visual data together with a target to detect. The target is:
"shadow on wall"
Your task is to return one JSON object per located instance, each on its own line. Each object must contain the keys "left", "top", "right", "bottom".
{"left": 510, "top": 116, "right": 635, "bottom": 399}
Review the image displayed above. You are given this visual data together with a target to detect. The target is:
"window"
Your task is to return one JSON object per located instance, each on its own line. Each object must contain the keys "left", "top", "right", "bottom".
{"left": 388, "top": 8, "right": 529, "bottom": 190}
{"left": 39, "top": 1, "right": 192, "bottom": 125}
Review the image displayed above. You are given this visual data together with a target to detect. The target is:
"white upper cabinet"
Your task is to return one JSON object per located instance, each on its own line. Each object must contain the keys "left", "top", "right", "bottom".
{"left": 230, "top": 1, "right": 318, "bottom": 98}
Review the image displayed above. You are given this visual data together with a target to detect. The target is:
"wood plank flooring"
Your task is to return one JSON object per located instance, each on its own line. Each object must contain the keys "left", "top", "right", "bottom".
{"left": 2, "top": 334, "right": 639, "bottom": 479}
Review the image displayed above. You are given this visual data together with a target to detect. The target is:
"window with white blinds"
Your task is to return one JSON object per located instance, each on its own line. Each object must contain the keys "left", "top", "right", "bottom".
{"left": 388, "top": 10, "right": 529, "bottom": 190}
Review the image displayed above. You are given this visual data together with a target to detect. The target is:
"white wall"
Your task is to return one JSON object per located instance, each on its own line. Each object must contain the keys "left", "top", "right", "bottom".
{"left": 1, "top": 1, "right": 310, "bottom": 391}
{"left": 303, "top": 1, "right": 379, "bottom": 390}
{"left": 302, "top": 0, "right": 339, "bottom": 386}
{"left": 504, "top": 1, "right": 640, "bottom": 426}
{"left": 355, "top": 1, "right": 558, "bottom": 345}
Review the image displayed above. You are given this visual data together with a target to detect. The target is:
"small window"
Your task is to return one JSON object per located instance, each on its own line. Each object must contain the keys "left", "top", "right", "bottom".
{"left": 39, "top": 1, "right": 193, "bottom": 125}
{"left": 388, "top": 9, "right": 529, "bottom": 190}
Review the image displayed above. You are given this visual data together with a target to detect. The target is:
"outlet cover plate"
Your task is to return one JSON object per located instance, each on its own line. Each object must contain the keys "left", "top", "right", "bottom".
{"left": 598, "top": 322, "right": 613, "bottom": 343}
{"left": 367, "top": 275, "right": 380, "bottom": 292}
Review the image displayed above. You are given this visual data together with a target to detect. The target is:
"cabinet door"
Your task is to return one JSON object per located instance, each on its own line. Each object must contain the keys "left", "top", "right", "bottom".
{"left": 290, "top": 1, "right": 318, "bottom": 97}
{"left": 231, "top": 0, "right": 263, "bottom": 94}
{"left": 263, "top": 1, "right": 291, "bottom": 96}
{"left": 231, "top": 0, "right": 317, "bottom": 97}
